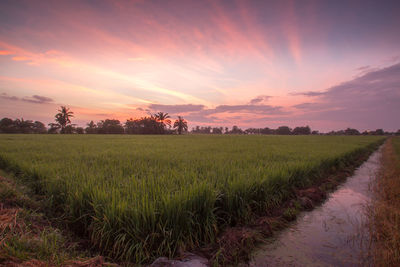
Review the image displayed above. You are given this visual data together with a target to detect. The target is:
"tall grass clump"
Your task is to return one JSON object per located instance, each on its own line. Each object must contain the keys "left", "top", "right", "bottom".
{"left": 0, "top": 134, "right": 384, "bottom": 263}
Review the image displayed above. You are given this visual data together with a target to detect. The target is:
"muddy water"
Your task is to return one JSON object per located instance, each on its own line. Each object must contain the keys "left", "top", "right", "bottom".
{"left": 249, "top": 147, "right": 382, "bottom": 267}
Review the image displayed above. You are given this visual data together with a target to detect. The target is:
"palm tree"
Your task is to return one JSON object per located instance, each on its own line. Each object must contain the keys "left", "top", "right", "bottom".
{"left": 154, "top": 112, "right": 171, "bottom": 128}
{"left": 55, "top": 106, "right": 74, "bottom": 134}
{"left": 173, "top": 116, "right": 188, "bottom": 135}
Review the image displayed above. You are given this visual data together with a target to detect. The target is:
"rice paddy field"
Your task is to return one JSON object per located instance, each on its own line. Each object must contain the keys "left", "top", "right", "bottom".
{"left": 0, "top": 134, "right": 384, "bottom": 263}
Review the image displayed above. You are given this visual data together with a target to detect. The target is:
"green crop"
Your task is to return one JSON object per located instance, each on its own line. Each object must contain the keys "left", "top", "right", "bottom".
{"left": 0, "top": 134, "right": 384, "bottom": 263}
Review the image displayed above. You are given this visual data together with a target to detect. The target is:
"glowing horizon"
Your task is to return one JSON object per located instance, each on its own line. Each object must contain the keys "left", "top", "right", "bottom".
{"left": 1, "top": 0, "right": 399, "bottom": 131}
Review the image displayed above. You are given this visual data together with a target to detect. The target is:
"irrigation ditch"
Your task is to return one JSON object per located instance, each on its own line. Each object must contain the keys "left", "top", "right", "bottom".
{"left": 247, "top": 142, "right": 384, "bottom": 266}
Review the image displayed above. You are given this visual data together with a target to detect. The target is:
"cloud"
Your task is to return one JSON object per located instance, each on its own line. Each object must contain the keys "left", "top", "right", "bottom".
{"left": 148, "top": 104, "right": 206, "bottom": 114}
{"left": 25, "top": 95, "right": 54, "bottom": 103}
{"left": 249, "top": 95, "right": 271, "bottom": 104}
{"left": 0, "top": 50, "right": 13, "bottom": 56}
{"left": 95, "top": 113, "right": 113, "bottom": 117}
{"left": 292, "top": 102, "right": 320, "bottom": 109}
{"left": 210, "top": 104, "right": 284, "bottom": 114}
{"left": 0, "top": 93, "right": 19, "bottom": 101}
{"left": 12, "top": 56, "right": 30, "bottom": 61}
{"left": 291, "top": 91, "right": 325, "bottom": 97}
{"left": 147, "top": 102, "right": 285, "bottom": 116}
{"left": 144, "top": 98, "right": 287, "bottom": 125}
{"left": 0, "top": 93, "right": 54, "bottom": 104}
{"left": 356, "top": 65, "right": 370, "bottom": 71}
{"left": 140, "top": 63, "right": 400, "bottom": 130}
{"left": 291, "top": 63, "right": 400, "bottom": 130}
{"left": 354, "top": 65, "right": 380, "bottom": 77}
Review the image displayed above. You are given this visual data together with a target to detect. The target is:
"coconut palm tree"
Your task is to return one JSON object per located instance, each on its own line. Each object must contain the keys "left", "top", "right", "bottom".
{"left": 154, "top": 112, "right": 171, "bottom": 128}
{"left": 173, "top": 116, "right": 188, "bottom": 135}
{"left": 55, "top": 106, "right": 74, "bottom": 134}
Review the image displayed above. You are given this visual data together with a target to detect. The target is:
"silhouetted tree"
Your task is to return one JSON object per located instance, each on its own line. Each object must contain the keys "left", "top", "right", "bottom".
{"left": 64, "top": 125, "right": 76, "bottom": 134}
{"left": 174, "top": 116, "right": 188, "bottom": 135}
{"left": 14, "top": 118, "right": 35, "bottom": 133}
{"left": 229, "top": 125, "right": 243, "bottom": 134}
{"left": 261, "top": 127, "right": 273, "bottom": 134}
{"left": 154, "top": 112, "right": 171, "bottom": 133}
{"left": 0, "top": 118, "right": 16, "bottom": 133}
{"left": 85, "top": 121, "right": 97, "bottom": 134}
{"left": 344, "top": 128, "right": 360, "bottom": 135}
{"left": 192, "top": 126, "right": 212, "bottom": 134}
{"left": 125, "top": 116, "right": 164, "bottom": 134}
{"left": 32, "top": 121, "right": 47, "bottom": 133}
{"left": 373, "top": 129, "right": 384, "bottom": 135}
{"left": 97, "top": 119, "right": 124, "bottom": 134}
{"left": 245, "top": 128, "right": 259, "bottom": 134}
{"left": 276, "top": 126, "right": 291, "bottom": 135}
{"left": 292, "top": 126, "right": 311, "bottom": 135}
{"left": 212, "top": 127, "right": 223, "bottom": 134}
{"left": 0, "top": 117, "right": 47, "bottom": 133}
{"left": 124, "top": 118, "right": 139, "bottom": 134}
{"left": 244, "top": 127, "right": 277, "bottom": 135}
{"left": 54, "top": 106, "right": 74, "bottom": 134}
{"left": 48, "top": 123, "right": 60, "bottom": 134}
{"left": 76, "top": 127, "right": 84, "bottom": 134}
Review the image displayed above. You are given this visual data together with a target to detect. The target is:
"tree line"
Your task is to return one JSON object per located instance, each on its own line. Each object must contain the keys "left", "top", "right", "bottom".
{"left": 0, "top": 106, "right": 399, "bottom": 135}
{"left": 190, "top": 125, "right": 398, "bottom": 135}
{"left": 0, "top": 106, "right": 188, "bottom": 135}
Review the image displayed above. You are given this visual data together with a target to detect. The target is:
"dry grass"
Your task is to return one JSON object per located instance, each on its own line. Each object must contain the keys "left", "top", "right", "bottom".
{"left": 370, "top": 138, "right": 400, "bottom": 266}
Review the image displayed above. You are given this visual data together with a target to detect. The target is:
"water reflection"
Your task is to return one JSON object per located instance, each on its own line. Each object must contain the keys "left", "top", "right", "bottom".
{"left": 249, "top": 148, "right": 382, "bottom": 267}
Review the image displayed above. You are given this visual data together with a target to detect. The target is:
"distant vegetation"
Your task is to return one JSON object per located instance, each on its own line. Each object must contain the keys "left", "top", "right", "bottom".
{"left": 0, "top": 106, "right": 398, "bottom": 135}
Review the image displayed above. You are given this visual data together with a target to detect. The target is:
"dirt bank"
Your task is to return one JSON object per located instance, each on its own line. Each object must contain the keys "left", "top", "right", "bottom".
{"left": 369, "top": 137, "right": 400, "bottom": 266}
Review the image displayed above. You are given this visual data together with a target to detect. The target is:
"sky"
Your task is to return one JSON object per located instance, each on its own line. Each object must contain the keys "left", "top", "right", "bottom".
{"left": 0, "top": 0, "right": 399, "bottom": 132}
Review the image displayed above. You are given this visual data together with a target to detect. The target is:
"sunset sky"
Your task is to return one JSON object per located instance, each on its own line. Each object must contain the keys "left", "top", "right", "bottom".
{"left": 1, "top": 0, "right": 399, "bottom": 131}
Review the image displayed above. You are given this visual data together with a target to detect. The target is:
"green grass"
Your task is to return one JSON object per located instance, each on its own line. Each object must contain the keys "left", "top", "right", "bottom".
{"left": 0, "top": 134, "right": 384, "bottom": 263}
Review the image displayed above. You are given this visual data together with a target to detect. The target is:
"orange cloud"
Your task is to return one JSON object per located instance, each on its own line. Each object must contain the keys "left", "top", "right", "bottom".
{"left": 12, "top": 56, "right": 30, "bottom": 61}
{"left": 0, "top": 41, "right": 68, "bottom": 65}
{"left": 0, "top": 50, "right": 13, "bottom": 55}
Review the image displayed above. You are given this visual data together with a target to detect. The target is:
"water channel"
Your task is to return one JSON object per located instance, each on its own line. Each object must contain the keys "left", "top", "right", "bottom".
{"left": 248, "top": 147, "right": 382, "bottom": 267}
